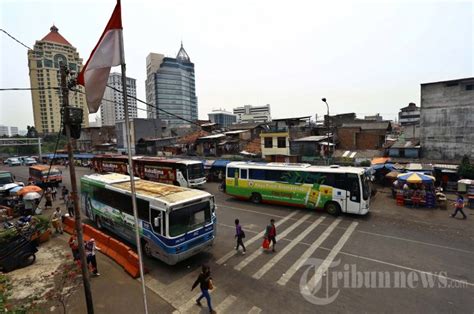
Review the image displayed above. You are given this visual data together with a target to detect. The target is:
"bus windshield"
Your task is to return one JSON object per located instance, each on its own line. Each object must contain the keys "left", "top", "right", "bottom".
{"left": 0, "top": 173, "right": 14, "bottom": 185}
{"left": 169, "top": 201, "right": 211, "bottom": 237}
{"left": 362, "top": 173, "right": 370, "bottom": 200}
{"left": 187, "top": 163, "right": 204, "bottom": 179}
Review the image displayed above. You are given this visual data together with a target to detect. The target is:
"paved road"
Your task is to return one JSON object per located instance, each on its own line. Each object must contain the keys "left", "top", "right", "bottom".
{"left": 4, "top": 164, "right": 474, "bottom": 313}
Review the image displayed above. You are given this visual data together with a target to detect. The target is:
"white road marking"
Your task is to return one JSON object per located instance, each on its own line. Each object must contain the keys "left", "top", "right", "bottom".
{"left": 215, "top": 295, "right": 237, "bottom": 312}
{"left": 216, "top": 211, "right": 299, "bottom": 265}
{"left": 172, "top": 292, "right": 202, "bottom": 314}
{"left": 248, "top": 306, "right": 262, "bottom": 314}
{"left": 216, "top": 202, "right": 301, "bottom": 221}
{"left": 338, "top": 250, "right": 474, "bottom": 287}
{"left": 252, "top": 216, "right": 326, "bottom": 280}
{"left": 234, "top": 213, "right": 312, "bottom": 271}
{"left": 277, "top": 218, "right": 341, "bottom": 286}
{"left": 356, "top": 230, "right": 474, "bottom": 254}
{"left": 306, "top": 221, "right": 358, "bottom": 291}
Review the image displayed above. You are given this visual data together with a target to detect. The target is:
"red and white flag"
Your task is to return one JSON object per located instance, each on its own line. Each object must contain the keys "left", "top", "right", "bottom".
{"left": 78, "top": 0, "right": 123, "bottom": 113}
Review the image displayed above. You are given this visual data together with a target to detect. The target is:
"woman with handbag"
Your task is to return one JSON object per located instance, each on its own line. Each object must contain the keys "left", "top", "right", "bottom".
{"left": 192, "top": 265, "right": 215, "bottom": 314}
{"left": 235, "top": 218, "right": 246, "bottom": 254}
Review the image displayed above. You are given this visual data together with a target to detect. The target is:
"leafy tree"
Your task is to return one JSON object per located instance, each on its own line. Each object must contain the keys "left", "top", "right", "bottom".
{"left": 458, "top": 155, "right": 474, "bottom": 179}
{"left": 26, "top": 126, "right": 38, "bottom": 138}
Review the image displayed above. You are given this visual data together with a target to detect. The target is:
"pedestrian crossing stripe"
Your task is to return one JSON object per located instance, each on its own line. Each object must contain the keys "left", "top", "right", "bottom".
{"left": 216, "top": 211, "right": 299, "bottom": 265}
{"left": 234, "top": 213, "right": 312, "bottom": 272}
{"left": 252, "top": 216, "right": 326, "bottom": 280}
{"left": 277, "top": 218, "right": 342, "bottom": 286}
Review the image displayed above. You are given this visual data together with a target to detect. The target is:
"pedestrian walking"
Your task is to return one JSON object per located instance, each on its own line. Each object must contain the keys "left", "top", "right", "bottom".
{"left": 44, "top": 188, "right": 53, "bottom": 209}
{"left": 66, "top": 193, "right": 75, "bottom": 217}
{"left": 51, "top": 186, "right": 57, "bottom": 201}
{"left": 68, "top": 231, "right": 80, "bottom": 264}
{"left": 61, "top": 186, "right": 68, "bottom": 202}
{"left": 264, "top": 219, "right": 277, "bottom": 252}
{"left": 451, "top": 194, "right": 467, "bottom": 219}
{"left": 51, "top": 207, "right": 63, "bottom": 234}
{"left": 235, "top": 219, "right": 246, "bottom": 254}
{"left": 191, "top": 265, "right": 215, "bottom": 314}
{"left": 85, "top": 238, "right": 101, "bottom": 276}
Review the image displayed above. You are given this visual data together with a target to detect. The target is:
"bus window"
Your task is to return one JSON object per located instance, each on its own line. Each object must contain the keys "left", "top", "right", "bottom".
{"left": 169, "top": 201, "right": 211, "bottom": 237}
{"left": 240, "top": 169, "right": 248, "bottom": 179}
{"left": 335, "top": 173, "right": 347, "bottom": 190}
{"left": 346, "top": 174, "right": 361, "bottom": 203}
{"left": 227, "top": 167, "right": 237, "bottom": 178}
{"left": 249, "top": 169, "right": 265, "bottom": 180}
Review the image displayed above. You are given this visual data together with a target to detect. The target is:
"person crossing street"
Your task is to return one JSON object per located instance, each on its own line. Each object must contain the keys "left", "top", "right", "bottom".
{"left": 265, "top": 219, "right": 277, "bottom": 252}
{"left": 235, "top": 219, "right": 246, "bottom": 254}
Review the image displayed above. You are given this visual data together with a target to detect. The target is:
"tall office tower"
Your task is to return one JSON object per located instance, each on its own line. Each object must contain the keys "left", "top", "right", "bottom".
{"left": 28, "top": 25, "right": 89, "bottom": 133}
{"left": 100, "top": 72, "right": 138, "bottom": 126}
{"left": 145, "top": 43, "right": 198, "bottom": 126}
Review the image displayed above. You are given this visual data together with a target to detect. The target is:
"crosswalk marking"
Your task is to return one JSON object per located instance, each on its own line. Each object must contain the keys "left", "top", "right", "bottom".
{"left": 277, "top": 218, "right": 342, "bottom": 286}
{"left": 305, "top": 221, "right": 358, "bottom": 291}
{"left": 215, "top": 295, "right": 237, "bottom": 312}
{"left": 234, "top": 213, "right": 312, "bottom": 272}
{"left": 216, "top": 211, "right": 299, "bottom": 265}
{"left": 144, "top": 272, "right": 198, "bottom": 308}
{"left": 172, "top": 292, "right": 201, "bottom": 314}
{"left": 248, "top": 306, "right": 262, "bottom": 314}
{"left": 252, "top": 216, "right": 326, "bottom": 280}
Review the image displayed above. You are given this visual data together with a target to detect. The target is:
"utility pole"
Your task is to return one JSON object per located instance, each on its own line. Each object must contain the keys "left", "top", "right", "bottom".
{"left": 60, "top": 63, "right": 94, "bottom": 314}
{"left": 322, "top": 98, "right": 330, "bottom": 165}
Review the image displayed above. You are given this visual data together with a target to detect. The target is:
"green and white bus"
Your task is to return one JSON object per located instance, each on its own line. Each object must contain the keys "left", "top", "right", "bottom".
{"left": 224, "top": 162, "right": 370, "bottom": 215}
{"left": 80, "top": 173, "right": 217, "bottom": 265}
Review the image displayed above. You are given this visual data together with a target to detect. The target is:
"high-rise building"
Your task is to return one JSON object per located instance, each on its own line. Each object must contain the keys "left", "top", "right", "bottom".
{"left": 208, "top": 110, "right": 237, "bottom": 128}
{"left": 233, "top": 104, "right": 271, "bottom": 123}
{"left": 9, "top": 127, "right": 19, "bottom": 136}
{"left": 28, "top": 25, "right": 89, "bottom": 133}
{"left": 100, "top": 72, "right": 138, "bottom": 126}
{"left": 0, "top": 125, "right": 8, "bottom": 137}
{"left": 145, "top": 43, "right": 198, "bottom": 127}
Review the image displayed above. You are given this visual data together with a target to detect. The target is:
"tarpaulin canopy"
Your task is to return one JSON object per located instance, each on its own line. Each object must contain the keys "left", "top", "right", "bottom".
{"left": 397, "top": 172, "right": 435, "bottom": 184}
{"left": 371, "top": 157, "right": 391, "bottom": 165}
{"left": 372, "top": 163, "right": 396, "bottom": 171}
{"left": 212, "top": 160, "right": 231, "bottom": 168}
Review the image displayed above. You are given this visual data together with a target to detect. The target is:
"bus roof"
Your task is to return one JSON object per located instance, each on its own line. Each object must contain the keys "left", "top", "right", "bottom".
{"left": 29, "top": 165, "right": 60, "bottom": 171}
{"left": 82, "top": 173, "right": 210, "bottom": 206}
{"left": 226, "top": 161, "right": 365, "bottom": 174}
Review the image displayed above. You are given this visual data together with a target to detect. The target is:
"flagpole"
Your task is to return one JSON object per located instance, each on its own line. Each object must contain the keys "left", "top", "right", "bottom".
{"left": 118, "top": 29, "right": 149, "bottom": 314}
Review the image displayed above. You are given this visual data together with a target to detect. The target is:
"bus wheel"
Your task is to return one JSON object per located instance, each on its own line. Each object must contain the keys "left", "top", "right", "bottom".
{"left": 95, "top": 216, "right": 103, "bottom": 229}
{"left": 142, "top": 239, "right": 153, "bottom": 257}
{"left": 250, "top": 193, "right": 262, "bottom": 204}
{"left": 325, "top": 202, "right": 341, "bottom": 216}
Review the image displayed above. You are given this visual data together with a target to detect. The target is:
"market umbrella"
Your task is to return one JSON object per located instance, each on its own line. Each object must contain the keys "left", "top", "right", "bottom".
{"left": 18, "top": 185, "right": 43, "bottom": 196}
{"left": 385, "top": 171, "right": 401, "bottom": 179}
{"left": 9, "top": 186, "right": 23, "bottom": 195}
{"left": 397, "top": 172, "right": 435, "bottom": 184}
{"left": 23, "top": 192, "right": 41, "bottom": 200}
{"left": 372, "top": 163, "right": 396, "bottom": 171}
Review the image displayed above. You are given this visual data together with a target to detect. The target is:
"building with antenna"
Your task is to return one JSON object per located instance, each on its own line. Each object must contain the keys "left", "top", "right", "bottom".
{"left": 27, "top": 25, "right": 89, "bottom": 133}
{"left": 145, "top": 43, "right": 198, "bottom": 127}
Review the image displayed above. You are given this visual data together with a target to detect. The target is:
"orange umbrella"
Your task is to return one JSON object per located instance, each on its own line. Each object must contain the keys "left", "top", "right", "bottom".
{"left": 18, "top": 185, "right": 43, "bottom": 196}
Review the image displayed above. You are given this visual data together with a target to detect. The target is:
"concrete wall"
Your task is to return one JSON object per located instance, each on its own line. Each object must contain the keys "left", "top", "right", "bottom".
{"left": 420, "top": 80, "right": 474, "bottom": 161}
{"left": 337, "top": 127, "right": 386, "bottom": 150}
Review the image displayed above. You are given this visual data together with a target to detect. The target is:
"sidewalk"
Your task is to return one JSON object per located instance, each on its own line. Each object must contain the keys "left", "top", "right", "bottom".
{"left": 54, "top": 233, "right": 174, "bottom": 313}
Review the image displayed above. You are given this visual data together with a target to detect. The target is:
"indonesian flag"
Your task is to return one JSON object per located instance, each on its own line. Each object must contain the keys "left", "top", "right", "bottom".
{"left": 78, "top": 0, "right": 123, "bottom": 113}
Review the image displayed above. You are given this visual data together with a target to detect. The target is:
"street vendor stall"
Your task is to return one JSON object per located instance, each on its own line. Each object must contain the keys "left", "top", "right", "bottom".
{"left": 395, "top": 172, "right": 437, "bottom": 208}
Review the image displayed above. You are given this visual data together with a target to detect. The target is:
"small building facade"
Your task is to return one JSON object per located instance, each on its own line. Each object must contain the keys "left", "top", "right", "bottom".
{"left": 337, "top": 121, "right": 391, "bottom": 150}
{"left": 399, "top": 102, "right": 420, "bottom": 126}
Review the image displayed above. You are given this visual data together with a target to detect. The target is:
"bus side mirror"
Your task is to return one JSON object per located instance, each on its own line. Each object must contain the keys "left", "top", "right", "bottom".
{"left": 154, "top": 217, "right": 160, "bottom": 227}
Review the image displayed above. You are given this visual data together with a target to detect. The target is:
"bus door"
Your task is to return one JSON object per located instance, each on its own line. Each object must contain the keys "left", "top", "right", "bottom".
{"left": 150, "top": 207, "right": 165, "bottom": 236}
{"left": 345, "top": 173, "right": 361, "bottom": 214}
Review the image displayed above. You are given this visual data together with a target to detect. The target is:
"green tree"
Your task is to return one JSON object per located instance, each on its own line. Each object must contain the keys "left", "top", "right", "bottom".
{"left": 458, "top": 155, "right": 474, "bottom": 179}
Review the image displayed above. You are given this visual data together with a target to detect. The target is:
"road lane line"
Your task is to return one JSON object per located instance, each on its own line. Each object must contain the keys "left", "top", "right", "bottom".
{"left": 356, "top": 230, "right": 474, "bottom": 254}
{"left": 234, "top": 213, "right": 312, "bottom": 272}
{"left": 215, "top": 295, "right": 237, "bottom": 312}
{"left": 172, "top": 292, "right": 202, "bottom": 314}
{"left": 216, "top": 202, "right": 302, "bottom": 221}
{"left": 252, "top": 216, "right": 326, "bottom": 280}
{"left": 216, "top": 211, "right": 299, "bottom": 265}
{"left": 306, "top": 222, "right": 358, "bottom": 291}
{"left": 277, "top": 218, "right": 341, "bottom": 286}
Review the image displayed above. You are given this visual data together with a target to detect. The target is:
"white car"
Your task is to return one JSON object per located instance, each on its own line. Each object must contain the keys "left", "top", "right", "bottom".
{"left": 6, "top": 158, "right": 21, "bottom": 167}
{"left": 23, "top": 158, "right": 37, "bottom": 166}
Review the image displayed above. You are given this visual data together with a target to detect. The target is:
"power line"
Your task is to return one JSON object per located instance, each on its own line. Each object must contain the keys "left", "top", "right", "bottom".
{"left": 0, "top": 28, "right": 32, "bottom": 50}
{"left": 0, "top": 87, "right": 60, "bottom": 91}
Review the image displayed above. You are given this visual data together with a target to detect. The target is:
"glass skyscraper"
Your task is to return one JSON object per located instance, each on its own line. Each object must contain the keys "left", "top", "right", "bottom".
{"left": 145, "top": 44, "right": 198, "bottom": 127}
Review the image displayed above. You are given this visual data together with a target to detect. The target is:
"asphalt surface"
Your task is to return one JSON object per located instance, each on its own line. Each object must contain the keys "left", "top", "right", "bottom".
{"left": 4, "top": 164, "right": 474, "bottom": 313}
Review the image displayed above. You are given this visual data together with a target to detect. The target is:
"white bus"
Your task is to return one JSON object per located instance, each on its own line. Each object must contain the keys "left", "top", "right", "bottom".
{"left": 224, "top": 162, "right": 370, "bottom": 215}
{"left": 81, "top": 173, "right": 217, "bottom": 265}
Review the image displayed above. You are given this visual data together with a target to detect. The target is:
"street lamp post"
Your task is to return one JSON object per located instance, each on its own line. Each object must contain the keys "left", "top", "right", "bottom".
{"left": 321, "top": 98, "right": 330, "bottom": 165}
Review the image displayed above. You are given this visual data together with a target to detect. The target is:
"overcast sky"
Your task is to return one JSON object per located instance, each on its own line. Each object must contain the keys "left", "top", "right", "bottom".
{"left": 1, "top": 0, "right": 472, "bottom": 129}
